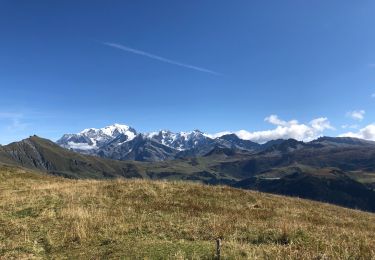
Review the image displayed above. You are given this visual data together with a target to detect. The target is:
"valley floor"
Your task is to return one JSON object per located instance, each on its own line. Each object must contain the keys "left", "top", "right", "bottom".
{"left": 1, "top": 165, "right": 375, "bottom": 259}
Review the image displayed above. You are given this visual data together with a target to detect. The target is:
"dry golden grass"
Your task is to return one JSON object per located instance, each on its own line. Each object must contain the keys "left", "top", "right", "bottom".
{"left": 1, "top": 165, "right": 375, "bottom": 259}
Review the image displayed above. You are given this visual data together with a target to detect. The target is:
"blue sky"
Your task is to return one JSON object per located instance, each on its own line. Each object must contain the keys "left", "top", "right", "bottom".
{"left": 0, "top": 1, "right": 375, "bottom": 144}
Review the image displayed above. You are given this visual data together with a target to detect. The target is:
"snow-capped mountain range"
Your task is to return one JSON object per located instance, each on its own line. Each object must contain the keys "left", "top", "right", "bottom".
{"left": 56, "top": 123, "right": 259, "bottom": 161}
{"left": 58, "top": 124, "right": 137, "bottom": 151}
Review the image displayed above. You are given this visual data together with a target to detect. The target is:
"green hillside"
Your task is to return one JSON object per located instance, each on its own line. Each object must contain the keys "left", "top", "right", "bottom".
{"left": 0, "top": 136, "right": 239, "bottom": 183}
{"left": 2, "top": 136, "right": 375, "bottom": 213}
{"left": 1, "top": 165, "right": 375, "bottom": 259}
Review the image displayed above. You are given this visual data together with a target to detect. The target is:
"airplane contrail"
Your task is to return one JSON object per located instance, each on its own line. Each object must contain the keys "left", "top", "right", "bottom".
{"left": 102, "top": 42, "right": 221, "bottom": 75}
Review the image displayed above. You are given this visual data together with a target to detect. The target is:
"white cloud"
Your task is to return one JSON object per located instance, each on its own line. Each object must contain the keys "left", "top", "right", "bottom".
{"left": 372, "top": 93, "right": 375, "bottom": 98}
{"left": 346, "top": 110, "right": 365, "bottom": 121}
{"left": 67, "top": 142, "right": 96, "bottom": 150}
{"left": 310, "top": 117, "right": 335, "bottom": 132}
{"left": 339, "top": 124, "right": 375, "bottom": 141}
{"left": 210, "top": 115, "right": 334, "bottom": 143}
{"left": 264, "top": 115, "right": 298, "bottom": 127}
{"left": 205, "top": 131, "right": 232, "bottom": 139}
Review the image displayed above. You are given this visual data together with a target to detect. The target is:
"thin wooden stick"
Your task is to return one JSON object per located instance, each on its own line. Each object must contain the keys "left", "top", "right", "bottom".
{"left": 216, "top": 238, "right": 221, "bottom": 259}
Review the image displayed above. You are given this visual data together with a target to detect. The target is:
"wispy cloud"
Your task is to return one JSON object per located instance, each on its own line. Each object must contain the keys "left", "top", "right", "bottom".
{"left": 102, "top": 42, "right": 221, "bottom": 75}
{"left": 0, "top": 112, "right": 28, "bottom": 131}
{"left": 341, "top": 124, "right": 359, "bottom": 130}
{"left": 346, "top": 110, "right": 365, "bottom": 121}
{"left": 372, "top": 93, "right": 375, "bottom": 98}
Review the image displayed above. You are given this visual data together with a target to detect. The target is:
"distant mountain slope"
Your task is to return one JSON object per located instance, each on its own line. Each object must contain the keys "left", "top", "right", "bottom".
{"left": 97, "top": 134, "right": 178, "bottom": 161}
{"left": 224, "top": 137, "right": 375, "bottom": 175}
{"left": 0, "top": 136, "right": 236, "bottom": 184}
{"left": 235, "top": 166, "right": 375, "bottom": 212}
{"left": 0, "top": 136, "right": 145, "bottom": 179}
{"left": 274, "top": 138, "right": 375, "bottom": 171}
{"left": 215, "top": 133, "right": 260, "bottom": 150}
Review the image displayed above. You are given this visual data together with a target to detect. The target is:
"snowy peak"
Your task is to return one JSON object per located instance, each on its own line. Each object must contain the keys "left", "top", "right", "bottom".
{"left": 146, "top": 130, "right": 178, "bottom": 147}
{"left": 147, "top": 129, "right": 213, "bottom": 151}
{"left": 57, "top": 124, "right": 137, "bottom": 152}
{"left": 80, "top": 124, "right": 136, "bottom": 139}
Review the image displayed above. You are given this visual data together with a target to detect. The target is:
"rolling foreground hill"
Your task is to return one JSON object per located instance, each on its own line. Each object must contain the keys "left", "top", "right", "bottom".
{"left": 1, "top": 165, "right": 375, "bottom": 259}
{"left": 2, "top": 136, "right": 375, "bottom": 212}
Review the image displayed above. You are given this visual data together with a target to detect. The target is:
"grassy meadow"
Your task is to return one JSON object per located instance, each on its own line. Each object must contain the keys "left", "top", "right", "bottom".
{"left": 1, "top": 165, "right": 375, "bottom": 259}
